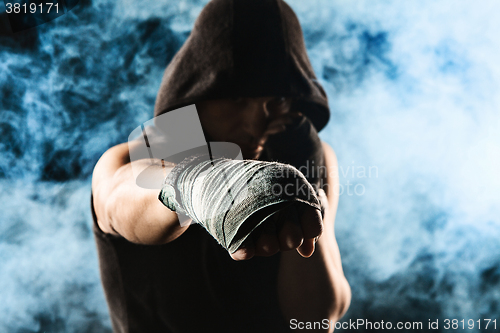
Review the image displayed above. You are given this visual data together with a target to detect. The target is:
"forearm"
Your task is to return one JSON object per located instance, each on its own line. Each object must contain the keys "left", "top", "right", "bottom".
{"left": 97, "top": 162, "right": 188, "bottom": 244}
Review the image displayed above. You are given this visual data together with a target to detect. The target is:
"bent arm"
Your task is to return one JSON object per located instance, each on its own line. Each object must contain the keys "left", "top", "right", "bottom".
{"left": 91, "top": 141, "right": 189, "bottom": 244}
{"left": 277, "top": 142, "right": 351, "bottom": 331}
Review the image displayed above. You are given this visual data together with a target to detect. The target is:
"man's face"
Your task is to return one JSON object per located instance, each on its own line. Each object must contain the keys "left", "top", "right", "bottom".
{"left": 197, "top": 97, "right": 293, "bottom": 159}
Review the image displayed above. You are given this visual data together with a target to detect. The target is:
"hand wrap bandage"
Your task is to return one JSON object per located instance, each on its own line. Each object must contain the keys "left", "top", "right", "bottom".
{"left": 158, "top": 154, "right": 321, "bottom": 253}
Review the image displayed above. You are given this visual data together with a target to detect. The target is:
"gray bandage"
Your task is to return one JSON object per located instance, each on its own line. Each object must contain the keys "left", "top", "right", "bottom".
{"left": 158, "top": 155, "right": 321, "bottom": 253}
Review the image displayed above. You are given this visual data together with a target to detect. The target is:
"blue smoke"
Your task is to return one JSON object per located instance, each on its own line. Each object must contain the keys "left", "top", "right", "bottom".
{"left": 0, "top": 0, "right": 499, "bottom": 331}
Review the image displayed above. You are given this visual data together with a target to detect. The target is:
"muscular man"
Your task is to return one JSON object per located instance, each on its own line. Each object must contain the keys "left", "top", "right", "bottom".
{"left": 91, "top": 0, "right": 350, "bottom": 332}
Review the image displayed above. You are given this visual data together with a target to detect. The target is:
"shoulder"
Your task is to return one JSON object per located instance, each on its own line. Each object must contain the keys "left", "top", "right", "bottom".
{"left": 92, "top": 143, "right": 130, "bottom": 188}
{"left": 91, "top": 143, "right": 130, "bottom": 235}
{"left": 92, "top": 138, "right": 150, "bottom": 179}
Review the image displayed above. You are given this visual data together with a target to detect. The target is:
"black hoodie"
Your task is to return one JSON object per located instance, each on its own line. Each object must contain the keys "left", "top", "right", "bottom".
{"left": 93, "top": 1, "right": 329, "bottom": 332}
{"left": 154, "top": 0, "right": 330, "bottom": 132}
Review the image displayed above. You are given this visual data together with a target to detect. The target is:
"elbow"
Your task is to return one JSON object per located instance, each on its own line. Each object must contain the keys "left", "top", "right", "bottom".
{"left": 298, "top": 275, "right": 352, "bottom": 328}
{"left": 317, "top": 277, "right": 350, "bottom": 332}
{"left": 317, "top": 255, "right": 352, "bottom": 323}
{"left": 318, "top": 275, "right": 351, "bottom": 327}
{"left": 311, "top": 278, "right": 352, "bottom": 333}
{"left": 332, "top": 276, "right": 351, "bottom": 322}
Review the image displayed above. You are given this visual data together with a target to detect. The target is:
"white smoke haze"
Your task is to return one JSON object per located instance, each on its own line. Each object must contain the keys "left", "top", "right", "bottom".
{"left": 0, "top": 0, "right": 499, "bottom": 331}
{"left": 289, "top": 0, "right": 500, "bottom": 324}
{"left": 0, "top": 180, "right": 109, "bottom": 332}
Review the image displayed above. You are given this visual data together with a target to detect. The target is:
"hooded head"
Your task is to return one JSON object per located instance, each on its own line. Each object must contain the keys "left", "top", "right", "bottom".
{"left": 154, "top": 0, "right": 330, "bottom": 132}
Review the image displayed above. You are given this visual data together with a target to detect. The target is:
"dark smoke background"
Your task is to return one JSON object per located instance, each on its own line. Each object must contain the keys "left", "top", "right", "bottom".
{"left": 1, "top": 0, "right": 499, "bottom": 332}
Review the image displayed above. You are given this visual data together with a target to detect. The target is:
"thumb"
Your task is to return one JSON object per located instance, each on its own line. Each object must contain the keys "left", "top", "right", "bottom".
{"left": 297, "top": 238, "right": 316, "bottom": 258}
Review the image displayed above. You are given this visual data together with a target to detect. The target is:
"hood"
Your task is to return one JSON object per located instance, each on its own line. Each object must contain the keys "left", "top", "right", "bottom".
{"left": 154, "top": 0, "right": 330, "bottom": 131}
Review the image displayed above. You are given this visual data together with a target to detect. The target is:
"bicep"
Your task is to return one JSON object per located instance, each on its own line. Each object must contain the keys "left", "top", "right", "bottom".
{"left": 91, "top": 143, "right": 131, "bottom": 234}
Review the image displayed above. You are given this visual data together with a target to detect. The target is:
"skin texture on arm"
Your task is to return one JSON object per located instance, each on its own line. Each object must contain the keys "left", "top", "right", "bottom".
{"left": 277, "top": 141, "right": 351, "bottom": 332}
{"left": 91, "top": 140, "right": 190, "bottom": 245}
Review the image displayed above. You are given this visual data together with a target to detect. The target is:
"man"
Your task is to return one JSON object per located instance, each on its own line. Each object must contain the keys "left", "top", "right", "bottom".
{"left": 91, "top": 0, "right": 350, "bottom": 332}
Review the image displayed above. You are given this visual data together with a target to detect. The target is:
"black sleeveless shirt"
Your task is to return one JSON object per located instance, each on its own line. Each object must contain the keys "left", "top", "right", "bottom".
{"left": 92, "top": 116, "right": 324, "bottom": 333}
{"left": 92, "top": 195, "right": 292, "bottom": 333}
